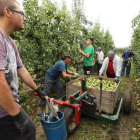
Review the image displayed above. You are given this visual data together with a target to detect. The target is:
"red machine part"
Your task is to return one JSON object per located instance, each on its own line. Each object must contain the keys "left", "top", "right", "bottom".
{"left": 34, "top": 92, "right": 81, "bottom": 126}
{"left": 70, "top": 95, "right": 74, "bottom": 98}
{"left": 80, "top": 78, "right": 83, "bottom": 82}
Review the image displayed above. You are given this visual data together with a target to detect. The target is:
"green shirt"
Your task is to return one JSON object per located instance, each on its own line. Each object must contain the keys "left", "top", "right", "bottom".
{"left": 83, "top": 45, "right": 94, "bottom": 66}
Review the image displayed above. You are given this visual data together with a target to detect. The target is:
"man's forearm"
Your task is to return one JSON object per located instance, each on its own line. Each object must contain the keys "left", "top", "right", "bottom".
{"left": 81, "top": 52, "right": 90, "bottom": 58}
{"left": 67, "top": 69, "right": 73, "bottom": 74}
{"left": 80, "top": 57, "right": 83, "bottom": 62}
{"left": 0, "top": 80, "right": 20, "bottom": 116}
{"left": 63, "top": 74, "right": 74, "bottom": 78}
{"left": 17, "top": 67, "right": 37, "bottom": 90}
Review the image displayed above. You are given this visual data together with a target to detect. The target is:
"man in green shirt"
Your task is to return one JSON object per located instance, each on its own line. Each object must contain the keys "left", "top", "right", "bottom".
{"left": 80, "top": 37, "right": 94, "bottom": 75}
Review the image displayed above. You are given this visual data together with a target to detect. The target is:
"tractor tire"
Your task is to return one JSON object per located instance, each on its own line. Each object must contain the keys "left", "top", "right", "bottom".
{"left": 63, "top": 107, "right": 80, "bottom": 137}
{"left": 123, "top": 90, "right": 132, "bottom": 114}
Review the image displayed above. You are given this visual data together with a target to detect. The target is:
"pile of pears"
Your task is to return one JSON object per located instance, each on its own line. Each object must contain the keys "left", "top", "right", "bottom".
{"left": 72, "top": 77, "right": 118, "bottom": 91}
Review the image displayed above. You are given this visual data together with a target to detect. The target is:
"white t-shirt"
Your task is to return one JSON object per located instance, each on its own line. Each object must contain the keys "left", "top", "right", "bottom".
{"left": 96, "top": 51, "right": 104, "bottom": 64}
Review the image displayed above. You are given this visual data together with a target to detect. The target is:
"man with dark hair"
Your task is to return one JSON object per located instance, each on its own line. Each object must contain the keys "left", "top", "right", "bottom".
{"left": 80, "top": 37, "right": 94, "bottom": 75}
{"left": 0, "top": 0, "right": 45, "bottom": 139}
{"left": 37, "top": 53, "right": 78, "bottom": 114}
{"left": 87, "top": 37, "right": 94, "bottom": 44}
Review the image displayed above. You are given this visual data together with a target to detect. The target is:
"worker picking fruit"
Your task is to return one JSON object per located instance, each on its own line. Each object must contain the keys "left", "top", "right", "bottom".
{"left": 79, "top": 37, "right": 94, "bottom": 75}
{"left": 37, "top": 53, "right": 79, "bottom": 114}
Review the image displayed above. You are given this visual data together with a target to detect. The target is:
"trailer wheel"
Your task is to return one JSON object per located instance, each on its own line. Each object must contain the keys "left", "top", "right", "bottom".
{"left": 63, "top": 107, "right": 80, "bottom": 137}
{"left": 123, "top": 90, "right": 132, "bottom": 114}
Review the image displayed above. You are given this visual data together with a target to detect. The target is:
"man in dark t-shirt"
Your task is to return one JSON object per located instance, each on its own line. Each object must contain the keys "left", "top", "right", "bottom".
{"left": 38, "top": 53, "right": 78, "bottom": 112}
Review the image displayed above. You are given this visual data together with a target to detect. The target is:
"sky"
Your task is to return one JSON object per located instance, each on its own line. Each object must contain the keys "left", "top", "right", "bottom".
{"left": 18, "top": 0, "right": 140, "bottom": 48}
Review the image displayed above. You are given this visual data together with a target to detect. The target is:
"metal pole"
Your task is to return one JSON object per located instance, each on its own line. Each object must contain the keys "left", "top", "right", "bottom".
{"left": 99, "top": 80, "right": 102, "bottom": 115}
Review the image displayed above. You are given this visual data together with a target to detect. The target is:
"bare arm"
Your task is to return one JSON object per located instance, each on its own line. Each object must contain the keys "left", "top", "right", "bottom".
{"left": 93, "top": 58, "right": 95, "bottom": 66}
{"left": 62, "top": 71, "right": 74, "bottom": 78}
{"left": 17, "top": 67, "right": 37, "bottom": 90}
{"left": 66, "top": 69, "right": 73, "bottom": 74}
{"left": 0, "top": 71, "right": 20, "bottom": 116}
{"left": 81, "top": 52, "right": 90, "bottom": 58}
{"left": 80, "top": 57, "right": 83, "bottom": 62}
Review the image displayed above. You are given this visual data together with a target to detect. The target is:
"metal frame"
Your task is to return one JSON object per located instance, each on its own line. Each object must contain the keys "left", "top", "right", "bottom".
{"left": 35, "top": 77, "right": 122, "bottom": 126}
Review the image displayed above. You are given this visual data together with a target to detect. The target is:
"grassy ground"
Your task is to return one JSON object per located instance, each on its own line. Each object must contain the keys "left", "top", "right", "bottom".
{"left": 20, "top": 63, "right": 140, "bottom": 140}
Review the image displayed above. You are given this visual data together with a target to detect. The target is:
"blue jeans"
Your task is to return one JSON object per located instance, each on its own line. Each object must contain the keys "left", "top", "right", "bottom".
{"left": 38, "top": 75, "right": 63, "bottom": 107}
{"left": 121, "top": 60, "right": 131, "bottom": 77}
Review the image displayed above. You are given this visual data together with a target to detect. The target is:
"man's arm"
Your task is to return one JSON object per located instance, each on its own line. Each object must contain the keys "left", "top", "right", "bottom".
{"left": 17, "top": 67, "right": 37, "bottom": 90}
{"left": 66, "top": 69, "right": 73, "bottom": 74}
{"left": 80, "top": 57, "right": 83, "bottom": 62}
{"left": 93, "top": 58, "right": 95, "bottom": 66}
{"left": 81, "top": 51, "right": 90, "bottom": 58}
{"left": 0, "top": 70, "right": 20, "bottom": 116}
{"left": 62, "top": 71, "right": 74, "bottom": 78}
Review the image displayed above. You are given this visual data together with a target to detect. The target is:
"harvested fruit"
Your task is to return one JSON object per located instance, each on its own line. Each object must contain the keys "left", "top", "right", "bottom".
{"left": 72, "top": 77, "right": 117, "bottom": 91}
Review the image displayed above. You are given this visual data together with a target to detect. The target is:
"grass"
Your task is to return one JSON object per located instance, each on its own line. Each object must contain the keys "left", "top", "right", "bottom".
{"left": 129, "top": 64, "right": 140, "bottom": 140}
{"left": 120, "top": 76, "right": 126, "bottom": 97}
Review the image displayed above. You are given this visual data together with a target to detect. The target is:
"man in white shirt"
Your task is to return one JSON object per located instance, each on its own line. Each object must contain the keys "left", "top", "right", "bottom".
{"left": 96, "top": 47, "right": 104, "bottom": 75}
{"left": 99, "top": 50, "right": 121, "bottom": 83}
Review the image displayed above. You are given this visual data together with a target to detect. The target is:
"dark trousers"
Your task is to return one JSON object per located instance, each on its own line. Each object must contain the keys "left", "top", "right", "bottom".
{"left": 0, "top": 108, "right": 36, "bottom": 140}
{"left": 38, "top": 74, "right": 63, "bottom": 107}
{"left": 121, "top": 61, "right": 131, "bottom": 77}
{"left": 106, "top": 71, "right": 115, "bottom": 78}
{"left": 97, "top": 63, "right": 102, "bottom": 75}
{"left": 83, "top": 66, "right": 92, "bottom": 75}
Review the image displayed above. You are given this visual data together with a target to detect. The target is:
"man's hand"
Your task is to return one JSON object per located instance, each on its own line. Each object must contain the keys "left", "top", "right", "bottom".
{"left": 74, "top": 75, "right": 79, "bottom": 79}
{"left": 79, "top": 49, "right": 82, "bottom": 53}
{"left": 80, "top": 58, "right": 83, "bottom": 62}
{"left": 78, "top": 48, "right": 82, "bottom": 53}
{"left": 12, "top": 108, "right": 29, "bottom": 136}
{"left": 34, "top": 88, "right": 46, "bottom": 100}
{"left": 113, "top": 77, "right": 119, "bottom": 83}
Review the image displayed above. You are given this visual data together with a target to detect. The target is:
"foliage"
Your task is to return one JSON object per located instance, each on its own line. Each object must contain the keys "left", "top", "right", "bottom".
{"left": 18, "top": 90, "right": 30, "bottom": 104}
{"left": 11, "top": 0, "right": 114, "bottom": 89}
{"left": 131, "top": 11, "right": 140, "bottom": 79}
{"left": 89, "top": 21, "right": 115, "bottom": 61}
{"left": 114, "top": 47, "right": 129, "bottom": 55}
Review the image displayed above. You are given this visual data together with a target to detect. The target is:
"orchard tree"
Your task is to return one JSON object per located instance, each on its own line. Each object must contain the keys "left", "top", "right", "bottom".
{"left": 104, "top": 29, "right": 115, "bottom": 57}
{"left": 131, "top": 12, "right": 140, "bottom": 74}
{"left": 13, "top": 0, "right": 82, "bottom": 86}
{"left": 11, "top": 0, "right": 115, "bottom": 89}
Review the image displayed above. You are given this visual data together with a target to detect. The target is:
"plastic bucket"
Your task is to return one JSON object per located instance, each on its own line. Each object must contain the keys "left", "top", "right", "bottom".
{"left": 40, "top": 111, "right": 67, "bottom": 140}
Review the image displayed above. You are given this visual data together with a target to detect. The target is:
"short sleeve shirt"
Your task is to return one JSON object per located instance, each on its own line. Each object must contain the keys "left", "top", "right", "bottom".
{"left": 46, "top": 60, "right": 67, "bottom": 80}
{"left": 0, "top": 30, "right": 23, "bottom": 118}
{"left": 83, "top": 45, "right": 94, "bottom": 66}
